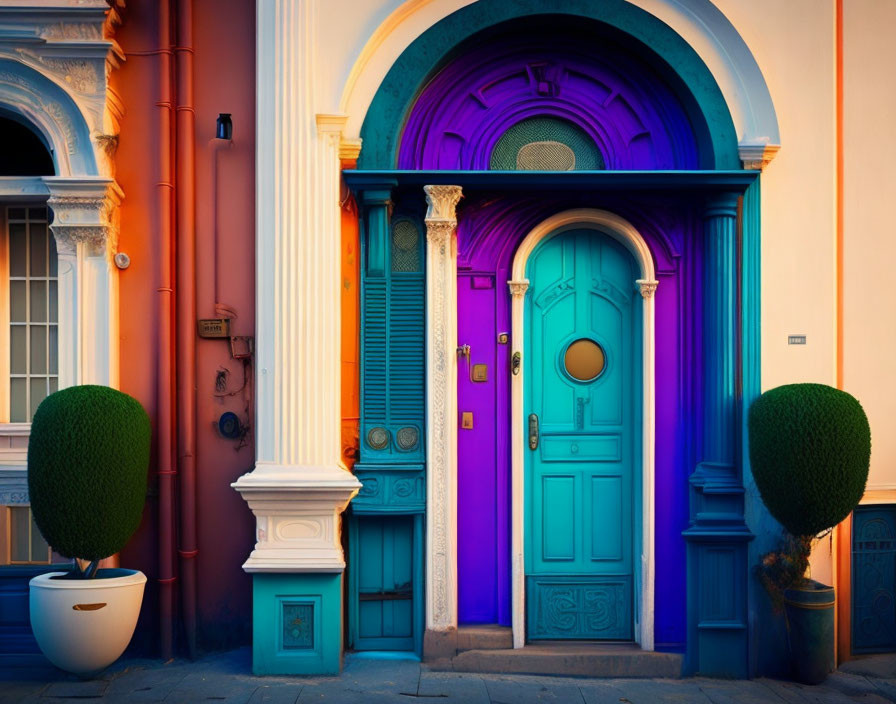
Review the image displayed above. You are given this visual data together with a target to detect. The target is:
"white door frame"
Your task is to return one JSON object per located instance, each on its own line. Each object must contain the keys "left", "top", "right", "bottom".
{"left": 508, "top": 209, "right": 658, "bottom": 649}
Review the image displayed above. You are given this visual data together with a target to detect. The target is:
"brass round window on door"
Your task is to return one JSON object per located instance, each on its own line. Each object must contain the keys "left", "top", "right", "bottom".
{"left": 563, "top": 338, "right": 606, "bottom": 382}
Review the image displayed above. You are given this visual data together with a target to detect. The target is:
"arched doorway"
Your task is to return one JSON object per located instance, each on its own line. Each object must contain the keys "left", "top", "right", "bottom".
{"left": 509, "top": 210, "right": 657, "bottom": 648}
{"left": 523, "top": 229, "right": 640, "bottom": 641}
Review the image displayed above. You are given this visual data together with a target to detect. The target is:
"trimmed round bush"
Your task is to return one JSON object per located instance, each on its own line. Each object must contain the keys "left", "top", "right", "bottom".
{"left": 27, "top": 385, "right": 151, "bottom": 562}
{"left": 748, "top": 383, "right": 870, "bottom": 537}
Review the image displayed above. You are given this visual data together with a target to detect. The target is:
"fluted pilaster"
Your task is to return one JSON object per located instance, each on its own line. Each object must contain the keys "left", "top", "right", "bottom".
{"left": 702, "top": 194, "right": 739, "bottom": 466}
{"left": 683, "top": 192, "right": 752, "bottom": 678}
{"left": 233, "top": 0, "right": 359, "bottom": 574}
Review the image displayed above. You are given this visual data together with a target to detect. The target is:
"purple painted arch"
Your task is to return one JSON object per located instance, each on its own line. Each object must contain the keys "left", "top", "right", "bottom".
{"left": 398, "top": 30, "right": 702, "bottom": 170}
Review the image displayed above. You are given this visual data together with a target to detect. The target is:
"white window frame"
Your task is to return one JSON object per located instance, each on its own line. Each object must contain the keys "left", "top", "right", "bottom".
{"left": 0, "top": 176, "right": 120, "bottom": 508}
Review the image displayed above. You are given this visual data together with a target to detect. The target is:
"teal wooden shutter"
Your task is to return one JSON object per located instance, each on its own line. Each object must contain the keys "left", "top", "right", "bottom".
{"left": 359, "top": 211, "right": 425, "bottom": 464}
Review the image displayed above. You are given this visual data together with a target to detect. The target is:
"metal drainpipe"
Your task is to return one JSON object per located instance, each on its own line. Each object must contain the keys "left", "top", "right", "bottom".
{"left": 175, "top": 0, "right": 199, "bottom": 659}
{"left": 156, "top": 0, "right": 177, "bottom": 661}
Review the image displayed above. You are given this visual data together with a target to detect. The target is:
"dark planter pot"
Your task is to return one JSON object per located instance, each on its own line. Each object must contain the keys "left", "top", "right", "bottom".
{"left": 783, "top": 580, "right": 835, "bottom": 684}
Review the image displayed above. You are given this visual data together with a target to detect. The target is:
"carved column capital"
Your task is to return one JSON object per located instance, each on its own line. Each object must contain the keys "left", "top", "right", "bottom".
{"left": 637, "top": 279, "right": 659, "bottom": 299}
{"left": 704, "top": 192, "right": 740, "bottom": 220}
{"left": 44, "top": 177, "right": 122, "bottom": 256}
{"left": 424, "top": 184, "right": 463, "bottom": 222}
{"left": 507, "top": 279, "right": 530, "bottom": 298}
{"left": 425, "top": 219, "right": 456, "bottom": 247}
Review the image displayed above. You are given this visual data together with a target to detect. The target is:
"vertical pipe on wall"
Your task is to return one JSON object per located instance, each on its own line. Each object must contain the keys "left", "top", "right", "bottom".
{"left": 156, "top": 0, "right": 177, "bottom": 661}
{"left": 175, "top": 0, "right": 198, "bottom": 659}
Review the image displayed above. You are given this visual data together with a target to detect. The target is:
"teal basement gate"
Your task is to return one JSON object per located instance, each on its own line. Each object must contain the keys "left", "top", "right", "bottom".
{"left": 853, "top": 506, "right": 896, "bottom": 653}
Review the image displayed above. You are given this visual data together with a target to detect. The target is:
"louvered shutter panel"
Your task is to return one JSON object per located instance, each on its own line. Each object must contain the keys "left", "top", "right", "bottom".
{"left": 362, "top": 279, "right": 388, "bottom": 426}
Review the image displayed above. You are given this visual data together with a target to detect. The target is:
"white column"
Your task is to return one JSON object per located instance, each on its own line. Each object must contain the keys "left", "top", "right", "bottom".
{"left": 233, "top": 0, "right": 359, "bottom": 574}
{"left": 424, "top": 184, "right": 462, "bottom": 633}
{"left": 44, "top": 177, "right": 122, "bottom": 390}
{"left": 507, "top": 279, "right": 529, "bottom": 649}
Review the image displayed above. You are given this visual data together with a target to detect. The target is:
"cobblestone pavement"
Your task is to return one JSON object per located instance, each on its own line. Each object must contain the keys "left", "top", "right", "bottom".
{"left": 2, "top": 648, "right": 896, "bottom": 703}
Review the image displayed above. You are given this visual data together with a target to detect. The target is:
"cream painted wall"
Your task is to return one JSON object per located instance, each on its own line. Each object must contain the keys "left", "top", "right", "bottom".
{"left": 843, "top": 0, "right": 896, "bottom": 492}
{"left": 714, "top": 0, "right": 837, "bottom": 393}
{"left": 315, "top": 0, "right": 406, "bottom": 112}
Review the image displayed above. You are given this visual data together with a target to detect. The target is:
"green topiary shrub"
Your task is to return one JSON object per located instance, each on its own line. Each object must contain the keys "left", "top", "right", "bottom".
{"left": 27, "top": 385, "right": 151, "bottom": 577}
{"left": 748, "top": 383, "right": 870, "bottom": 537}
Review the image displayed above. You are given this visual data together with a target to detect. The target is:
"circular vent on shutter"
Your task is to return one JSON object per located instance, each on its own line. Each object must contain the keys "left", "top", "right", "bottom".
{"left": 367, "top": 427, "right": 390, "bottom": 450}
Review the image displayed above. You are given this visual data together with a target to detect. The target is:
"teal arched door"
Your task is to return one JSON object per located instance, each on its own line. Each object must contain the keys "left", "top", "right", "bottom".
{"left": 524, "top": 228, "right": 639, "bottom": 641}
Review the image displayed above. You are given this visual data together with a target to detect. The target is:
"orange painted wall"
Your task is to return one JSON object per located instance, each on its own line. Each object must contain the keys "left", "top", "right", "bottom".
{"left": 113, "top": 0, "right": 256, "bottom": 653}
{"left": 341, "top": 163, "right": 360, "bottom": 471}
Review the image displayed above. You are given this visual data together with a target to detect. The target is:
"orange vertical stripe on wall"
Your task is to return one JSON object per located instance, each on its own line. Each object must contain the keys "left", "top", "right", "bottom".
{"left": 340, "top": 160, "right": 361, "bottom": 471}
{"left": 835, "top": 0, "right": 852, "bottom": 665}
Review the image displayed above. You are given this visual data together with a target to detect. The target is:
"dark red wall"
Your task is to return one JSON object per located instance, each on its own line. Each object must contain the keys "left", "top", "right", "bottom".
{"left": 113, "top": 0, "right": 256, "bottom": 654}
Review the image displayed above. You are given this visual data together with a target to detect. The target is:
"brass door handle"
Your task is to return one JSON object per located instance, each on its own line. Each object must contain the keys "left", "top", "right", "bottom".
{"left": 528, "top": 413, "right": 539, "bottom": 450}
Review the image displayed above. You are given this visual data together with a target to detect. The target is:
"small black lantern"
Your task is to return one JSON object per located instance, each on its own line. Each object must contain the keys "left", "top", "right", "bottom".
{"left": 216, "top": 113, "right": 233, "bottom": 140}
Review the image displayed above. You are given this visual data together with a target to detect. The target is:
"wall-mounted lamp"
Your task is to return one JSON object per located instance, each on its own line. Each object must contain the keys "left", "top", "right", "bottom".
{"left": 216, "top": 113, "right": 233, "bottom": 140}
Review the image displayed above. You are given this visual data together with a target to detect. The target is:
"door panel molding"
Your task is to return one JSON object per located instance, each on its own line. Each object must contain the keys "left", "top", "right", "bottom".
{"left": 509, "top": 209, "right": 657, "bottom": 649}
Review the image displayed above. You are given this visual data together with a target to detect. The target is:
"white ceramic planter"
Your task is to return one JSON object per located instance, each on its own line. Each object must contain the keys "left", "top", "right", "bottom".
{"left": 30, "top": 569, "right": 146, "bottom": 674}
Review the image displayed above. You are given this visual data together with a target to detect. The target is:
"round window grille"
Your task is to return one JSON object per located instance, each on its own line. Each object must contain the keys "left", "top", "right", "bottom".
{"left": 367, "top": 427, "right": 390, "bottom": 450}
{"left": 393, "top": 220, "right": 418, "bottom": 251}
{"left": 517, "top": 140, "right": 576, "bottom": 171}
{"left": 391, "top": 219, "right": 421, "bottom": 272}
{"left": 396, "top": 426, "right": 419, "bottom": 450}
{"left": 490, "top": 117, "right": 604, "bottom": 171}
{"left": 563, "top": 338, "right": 606, "bottom": 382}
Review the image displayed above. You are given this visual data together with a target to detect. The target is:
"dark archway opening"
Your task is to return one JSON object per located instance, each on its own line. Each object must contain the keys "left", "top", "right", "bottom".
{"left": 0, "top": 115, "right": 54, "bottom": 176}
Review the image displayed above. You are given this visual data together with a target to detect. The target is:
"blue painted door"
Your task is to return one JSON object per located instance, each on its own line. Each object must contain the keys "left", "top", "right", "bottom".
{"left": 353, "top": 515, "right": 416, "bottom": 651}
{"left": 525, "top": 229, "right": 637, "bottom": 640}
{"left": 853, "top": 507, "right": 896, "bottom": 652}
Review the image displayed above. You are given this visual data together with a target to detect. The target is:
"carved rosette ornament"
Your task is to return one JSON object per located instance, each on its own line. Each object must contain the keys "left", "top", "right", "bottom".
{"left": 637, "top": 279, "right": 659, "bottom": 299}
{"left": 423, "top": 184, "right": 462, "bottom": 630}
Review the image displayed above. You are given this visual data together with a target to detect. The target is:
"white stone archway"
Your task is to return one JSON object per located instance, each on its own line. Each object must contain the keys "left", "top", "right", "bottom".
{"left": 508, "top": 209, "right": 658, "bottom": 650}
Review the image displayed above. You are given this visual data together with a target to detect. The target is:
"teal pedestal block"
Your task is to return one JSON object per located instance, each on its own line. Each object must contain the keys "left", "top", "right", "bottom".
{"left": 252, "top": 573, "right": 343, "bottom": 675}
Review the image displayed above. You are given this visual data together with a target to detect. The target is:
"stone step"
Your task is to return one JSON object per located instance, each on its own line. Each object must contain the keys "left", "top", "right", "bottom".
{"left": 446, "top": 643, "right": 683, "bottom": 678}
{"left": 456, "top": 626, "right": 513, "bottom": 652}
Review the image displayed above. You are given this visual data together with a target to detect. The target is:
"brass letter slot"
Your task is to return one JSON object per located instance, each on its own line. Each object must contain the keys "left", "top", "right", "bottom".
{"left": 461, "top": 412, "right": 474, "bottom": 429}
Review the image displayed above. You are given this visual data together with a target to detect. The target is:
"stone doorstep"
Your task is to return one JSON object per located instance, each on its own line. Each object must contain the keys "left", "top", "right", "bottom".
{"left": 456, "top": 625, "right": 514, "bottom": 652}
{"left": 444, "top": 643, "right": 683, "bottom": 679}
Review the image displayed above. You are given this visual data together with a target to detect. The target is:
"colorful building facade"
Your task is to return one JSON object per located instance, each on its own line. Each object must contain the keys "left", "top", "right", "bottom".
{"left": 1, "top": 0, "right": 895, "bottom": 680}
